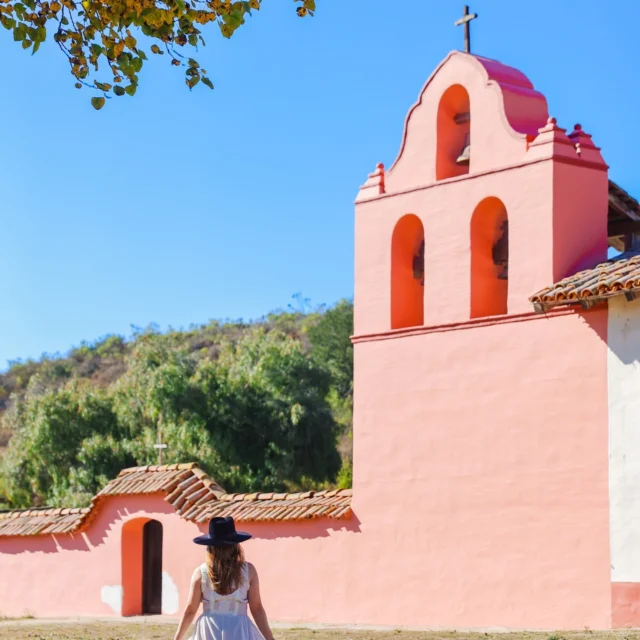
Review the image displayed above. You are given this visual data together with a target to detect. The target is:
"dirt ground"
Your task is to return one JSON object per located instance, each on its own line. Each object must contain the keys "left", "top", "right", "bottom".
{"left": 0, "top": 622, "right": 640, "bottom": 640}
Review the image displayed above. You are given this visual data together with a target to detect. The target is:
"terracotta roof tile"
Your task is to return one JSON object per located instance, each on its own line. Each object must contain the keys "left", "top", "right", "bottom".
{"left": 530, "top": 251, "right": 640, "bottom": 311}
{"left": 191, "top": 489, "right": 352, "bottom": 524}
{"left": 0, "top": 464, "right": 352, "bottom": 537}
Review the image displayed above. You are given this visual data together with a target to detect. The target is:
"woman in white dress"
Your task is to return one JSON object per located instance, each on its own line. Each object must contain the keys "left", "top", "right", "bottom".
{"left": 174, "top": 517, "right": 275, "bottom": 640}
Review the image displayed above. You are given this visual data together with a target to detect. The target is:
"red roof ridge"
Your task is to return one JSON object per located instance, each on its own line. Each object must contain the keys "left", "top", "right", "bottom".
{"left": 118, "top": 462, "right": 201, "bottom": 476}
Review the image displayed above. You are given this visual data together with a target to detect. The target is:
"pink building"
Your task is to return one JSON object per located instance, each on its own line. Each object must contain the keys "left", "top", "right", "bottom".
{"left": 3, "top": 51, "right": 640, "bottom": 630}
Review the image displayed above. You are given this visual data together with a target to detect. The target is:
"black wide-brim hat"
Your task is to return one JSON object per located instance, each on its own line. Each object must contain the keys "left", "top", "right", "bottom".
{"left": 193, "top": 516, "right": 252, "bottom": 547}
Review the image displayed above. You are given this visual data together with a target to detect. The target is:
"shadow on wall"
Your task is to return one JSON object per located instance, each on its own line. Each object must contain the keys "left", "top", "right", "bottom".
{"left": 593, "top": 295, "right": 640, "bottom": 366}
{"left": 1, "top": 508, "right": 361, "bottom": 560}
{"left": 0, "top": 496, "right": 177, "bottom": 556}
{"left": 0, "top": 531, "right": 98, "bottom": 555}
{"left": 193, "top": 515, "right": 362, "bottom": 541}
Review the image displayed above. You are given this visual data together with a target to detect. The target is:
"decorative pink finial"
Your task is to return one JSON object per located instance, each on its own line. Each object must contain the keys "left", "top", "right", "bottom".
{"left": 355, "top": 161, "right": 386, "bottom": 203}
{"left": 547, "top": 116, "right": 557, "bottom": 125}
{"left": 574, "top": 123, "right": 582, "bottom": 131}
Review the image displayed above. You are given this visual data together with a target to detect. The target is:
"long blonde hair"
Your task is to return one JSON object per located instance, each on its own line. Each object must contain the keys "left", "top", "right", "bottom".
{"left": 206, "top": 544, "right": 245, "bottom": 595}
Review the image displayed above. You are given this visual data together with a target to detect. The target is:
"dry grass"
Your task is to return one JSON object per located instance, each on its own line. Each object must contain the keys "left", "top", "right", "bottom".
{"left": 0, "top": 623, "right": 639, "bottom": 640}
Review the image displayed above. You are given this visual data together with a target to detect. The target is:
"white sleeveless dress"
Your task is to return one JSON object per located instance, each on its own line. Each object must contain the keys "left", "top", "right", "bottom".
{"left": 191, "top": 562, "right": 265, "bottom": 640}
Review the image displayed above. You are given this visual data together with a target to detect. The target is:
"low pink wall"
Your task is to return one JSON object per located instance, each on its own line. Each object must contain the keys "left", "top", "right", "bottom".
{"left": 0, "top": 494, "right": 360, "bottom": 623}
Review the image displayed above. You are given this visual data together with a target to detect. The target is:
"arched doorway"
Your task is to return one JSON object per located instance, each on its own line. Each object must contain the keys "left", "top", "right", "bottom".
{"left": 122, "top": 518, "right": 163, "bottom": 616}
{"left": 142, "top": 520, "right": 163, "bottom": 614}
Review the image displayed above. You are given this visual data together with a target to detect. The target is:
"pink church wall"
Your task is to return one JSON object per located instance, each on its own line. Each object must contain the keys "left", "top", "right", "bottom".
{"left": 351, "top": 309, "right": 610, "bottom": 629}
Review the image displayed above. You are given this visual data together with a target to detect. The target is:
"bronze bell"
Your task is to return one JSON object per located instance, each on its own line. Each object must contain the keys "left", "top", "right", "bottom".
{"left": 413, "top": 240, "right": 425, "bottom": 285}
{"left": 456, "top": 132, "right": 470, "bottom": 165}
{"left": 492, "top": 219, "right": 509, "bottom": 280}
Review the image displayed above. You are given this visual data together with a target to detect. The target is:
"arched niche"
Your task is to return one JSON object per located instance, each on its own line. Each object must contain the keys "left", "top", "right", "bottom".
{"left": 122, "top": 518, "right": 163, "bottom": 616}
{"left": 436, "top": 84, "right": 471, "bottom": 181}
{"left": 470, "top": 197, "right": 509, "bottom": 318}
{"left": 391, "top": 214, "right": 425, "bottom": 329}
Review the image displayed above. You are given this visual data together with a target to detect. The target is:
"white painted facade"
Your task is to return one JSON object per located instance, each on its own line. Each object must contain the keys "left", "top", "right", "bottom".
{"left": 608, "top": 296, "right": 640, "bottom": 582}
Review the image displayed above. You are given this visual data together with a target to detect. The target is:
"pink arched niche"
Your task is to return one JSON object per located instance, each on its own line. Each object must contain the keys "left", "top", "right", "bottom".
{"left": 470, "top": 197, "right": 509, "bottom": 318}
{"left": 121, "top": 517, "right": 163, "bottom": 616}
{"left": 436, "top": 84, "right": 470, "bottom": 181}
{"left": 391, "top": 214, "right": 424, "bottom": 329}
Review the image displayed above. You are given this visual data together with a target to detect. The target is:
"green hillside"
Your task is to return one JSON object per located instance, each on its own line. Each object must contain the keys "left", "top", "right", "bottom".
{"left": 0, "top": 300, "right": 353, "bottom": 510}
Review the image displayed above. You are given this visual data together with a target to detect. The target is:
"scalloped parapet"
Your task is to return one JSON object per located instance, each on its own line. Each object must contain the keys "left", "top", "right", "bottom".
{"left": 381, "top": 51, "right": 549, "bottom": 194}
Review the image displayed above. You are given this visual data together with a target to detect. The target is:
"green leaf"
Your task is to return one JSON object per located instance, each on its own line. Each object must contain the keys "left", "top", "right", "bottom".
{"left": 113, "top": 86, "right": 125, "bottom": 96}
{"left": 188, "top": 58, "right": 199, "bottom": 68}
{"left": 13, "top": 23, "right": 27, "bottom": 42}
{"left": 21, "top": 39, "right": 31, "bottom": 49}
{"left": 0, "top": 16, "right": 16, "bottom": 30}
{"left": 124, "top": 84, "right": 137, "bottom": 96}
{"left": 31, "top": 39, "right": 40, "bottom": 54}
{"left": 202, "top": 77, "right": 214, "bottom": 90}
{"left": 91, "top": 96, "right": 106, "bottom": 110}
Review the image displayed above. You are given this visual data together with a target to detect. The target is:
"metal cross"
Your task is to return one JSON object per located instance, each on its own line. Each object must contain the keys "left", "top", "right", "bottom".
{"left": 455, "top": 5, "right": 478, "bottom": 54}
{"left": 153, "top": 417, "right": 167, "bottom": 465}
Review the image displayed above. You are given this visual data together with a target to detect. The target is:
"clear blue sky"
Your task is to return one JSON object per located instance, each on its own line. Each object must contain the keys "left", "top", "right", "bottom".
{"left": 0, "top": 0, "right": 637, "bottom": 368}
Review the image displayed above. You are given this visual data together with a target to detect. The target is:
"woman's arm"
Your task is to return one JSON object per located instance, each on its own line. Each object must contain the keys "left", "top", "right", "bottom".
{"left": 247, "top": 563, "right": 275, "bottom": 640}
{"left": 174, "top": 567, "right": 202, "bottom": 640}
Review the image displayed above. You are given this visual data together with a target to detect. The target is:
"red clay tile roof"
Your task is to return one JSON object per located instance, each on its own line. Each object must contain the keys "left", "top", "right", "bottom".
{"left": 530, "top": 251, "right": 640, "bottom": 311}
{"left": 192, "top": 489, "right": 352, "bottom": 523}
{"left": 0, "top": 507, "right": 91, "bottom": 537}
{"left": 0, "top": 463, "right": 352, "bottom": 537}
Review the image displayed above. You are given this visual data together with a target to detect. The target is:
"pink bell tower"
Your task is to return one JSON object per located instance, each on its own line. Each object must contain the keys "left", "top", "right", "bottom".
{"left": 351, "top": 51, "right": 613, "bottom": 629}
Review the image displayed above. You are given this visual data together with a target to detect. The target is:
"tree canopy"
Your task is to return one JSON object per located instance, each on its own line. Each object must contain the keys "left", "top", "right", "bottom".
{"left": 0, "top": 300, "right": 352, "bottom": 509}
{"left": 0, "top": 0, "right": 316, "bottom": 108}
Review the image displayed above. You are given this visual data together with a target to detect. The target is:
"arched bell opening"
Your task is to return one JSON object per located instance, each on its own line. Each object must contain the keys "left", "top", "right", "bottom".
{"left": 391, "top": 215, "right": 425, "bottom": 329}
{"left": 470, "top": 197, "right": 509, "bottom": 318}
{"left": 436, "top": 84, "right": 471, "bottom": 181}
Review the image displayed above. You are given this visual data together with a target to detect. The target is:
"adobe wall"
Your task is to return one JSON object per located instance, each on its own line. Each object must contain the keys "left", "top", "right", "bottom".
{"left": 351, "top": 308, "right": 611, "bottom": 630}
{"left": 0, "top": 494, "right": 359, "bottom": 623}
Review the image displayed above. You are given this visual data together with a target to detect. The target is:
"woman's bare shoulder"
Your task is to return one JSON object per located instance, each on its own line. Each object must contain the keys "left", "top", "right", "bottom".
{"left": 192, "top": 565, "right": 203, "bottom": 582}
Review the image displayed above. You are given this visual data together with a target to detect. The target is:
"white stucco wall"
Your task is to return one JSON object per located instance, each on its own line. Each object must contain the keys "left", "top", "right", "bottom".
{"left": 609, "top": 296, "right": 640, "bottom": 582}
